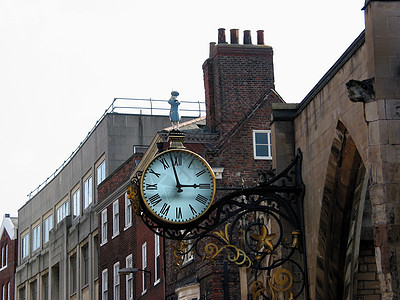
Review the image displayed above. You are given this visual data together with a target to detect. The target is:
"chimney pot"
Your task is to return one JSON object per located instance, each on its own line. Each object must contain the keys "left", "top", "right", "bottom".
{"left": 218, "top": 28, "right": 227, "bottom": 44}
{"left": 257, "top": 30, "right": 264, "bottom": 45}
{"left": 243, "top": 30, "right": 252, "bottom": 44}
{"left": 230, "top": 29, "right": 239, "bottom": 44}
{"left": 209, "top": 42, "right": 216, "bottom": 57}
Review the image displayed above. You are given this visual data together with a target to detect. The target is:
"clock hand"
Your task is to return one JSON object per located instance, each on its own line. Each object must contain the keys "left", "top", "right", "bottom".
{"left": 180, "top": 184, "right": 200, "bottom": 188}
{"left": 169, "top": 153, "right": 183, "bottom": 193}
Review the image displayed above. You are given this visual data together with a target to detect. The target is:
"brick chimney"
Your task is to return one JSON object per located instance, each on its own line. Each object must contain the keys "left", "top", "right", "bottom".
{"left": 203, "top": 29, "right": 274, "bottom": 134}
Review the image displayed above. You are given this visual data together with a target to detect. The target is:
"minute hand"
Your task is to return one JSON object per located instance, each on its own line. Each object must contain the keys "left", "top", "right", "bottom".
{"left": 169, "top": 153, "right": 183, "bottom": 192}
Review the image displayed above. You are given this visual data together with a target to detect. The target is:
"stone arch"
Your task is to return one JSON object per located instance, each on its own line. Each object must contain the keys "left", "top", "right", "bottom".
{"left": 315, "top": 121, "right": 368, "bottom": 299}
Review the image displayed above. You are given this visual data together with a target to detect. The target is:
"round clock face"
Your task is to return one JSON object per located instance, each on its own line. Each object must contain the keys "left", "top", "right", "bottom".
{"left": 140, "top": 149, "right": 216, "bottom": 224}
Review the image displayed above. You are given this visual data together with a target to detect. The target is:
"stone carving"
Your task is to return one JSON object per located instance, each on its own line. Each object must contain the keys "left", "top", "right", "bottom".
{"left": 345, "top": 78, "right": 375, "bottom": 103}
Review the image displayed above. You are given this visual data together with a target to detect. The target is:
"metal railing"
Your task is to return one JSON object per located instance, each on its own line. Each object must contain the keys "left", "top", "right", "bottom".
{"left": 27, "top": 98, "right": 205, "bottom": 199}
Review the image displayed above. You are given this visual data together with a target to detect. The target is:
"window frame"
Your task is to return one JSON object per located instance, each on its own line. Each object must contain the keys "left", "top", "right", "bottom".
{"left": 43, "top": 215, "right": 53, "bottom": 244}
{"left": 101, "top": 209, "right": 108, "bottom": 245}
{"left": 70, "top": 253, "right": 77, "bottom": 295}
{"left": 21, "top": 232, "right": 30, "bottom": 259}
{"left": 83, "top": 175, "right": 93, "bottom": 210}
{"left": 81, "top": 244, "right": 89, "bottom": 287}
{"left": 96, "top": 160, "right": 106, "bottom": 186}
{"left": 124, "top": 193, "right": 132, "bottom": 230}
{"left": 126, "top": 254, "right": 133, "bottom": 300}
{"left": 32, "top": 224, "right": 41, "bottom": 252}
{"left": 142, "top": 242, "right": 147, "bottom": 295}
{"left": 154, "top": 233, "right": 161, "bottom": 285}
{"left": 102, "top": 269, "right": 108, "bottom": 300}
{"left": 56, "top": 200, "right": 69, "bottom": 224}
{"left": 72, "top": 188, "right": 81, "bottom": 218}
{"left": 113, "top": 262, "right": 120, "bottom": 300}
{"left": 252, "top": 130, "right": 272, "bottom": 160}
{"left": 112, "top": 200, "right": 120, "bottom": 238}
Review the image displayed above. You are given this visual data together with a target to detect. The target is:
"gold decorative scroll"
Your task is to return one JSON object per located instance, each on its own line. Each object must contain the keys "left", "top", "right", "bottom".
{"left": 127, "top": 180, "right": 141, "bottom": 216}
{"left": 202, "top": 223, "right": 252, "bottom": 268}
{"left": 168, "top": 240, "right": 191, "bottom": 268}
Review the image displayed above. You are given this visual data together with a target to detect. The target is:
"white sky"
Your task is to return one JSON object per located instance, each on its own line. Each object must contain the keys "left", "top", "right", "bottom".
{"left": 0, "top": 0, "right": 365, "bottom": 218}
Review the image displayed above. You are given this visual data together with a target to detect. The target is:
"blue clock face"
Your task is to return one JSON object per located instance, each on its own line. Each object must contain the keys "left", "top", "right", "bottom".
{"left": 140, "top": 149, "right": 216, "bottom": 224}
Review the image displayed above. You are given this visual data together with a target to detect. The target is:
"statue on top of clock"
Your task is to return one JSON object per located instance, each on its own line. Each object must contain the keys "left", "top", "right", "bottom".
{"left": 168, "top": 91, "right": 181, "bottom": 130}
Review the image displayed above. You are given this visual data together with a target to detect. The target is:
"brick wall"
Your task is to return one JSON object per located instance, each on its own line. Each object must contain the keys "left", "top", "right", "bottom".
{"left": 0, "top": 230, "right": 17, "bottom": 300}
{"left": 356, "top": 240, "right": 381, "bottom": 300}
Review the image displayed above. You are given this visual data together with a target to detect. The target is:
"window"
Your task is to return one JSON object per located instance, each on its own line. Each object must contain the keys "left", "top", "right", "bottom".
{"left": 7, "top": 282, "right": 10, "bottom": 300}
{"left": 113, "top": 262, "right": 120, "bottom": 300}
{"left": 2, "top": 285, "right": 5, "bottom": 300}
{"left": 154, "top": 234, "right": 161, "bottom": 284}
{"left": 183, "top": 240, "right": 194, "bottom": 265}
{"left": 44, "top": 215, "right": 53, "bottom": 243}
{"left": 253, "top": 130, "right": 272, "bottom": 160}
{"left": 82, "top": 245, "right": 89, "bottom": 286}
{"left": 83, "top": 176, "right": 93, "bottom": 209}
{"left": 102, "top": 269, "right": 108, "bottom": 300}
{"left": 124, "top": 193, "right": 132, "bottom": 229}
{"left": 70, "top": 254, "right": 77, "bottom": 294}
{"left": 4, "top": 245, "right": 7, "bottom": 268}
{"left": 42, "top": 273, "right": 49, "bottom": 300}
{"left": 126, "top": 255, "right": 133, "bottom": 300}
{"left": 32, "top": 225, "right": 41, "bottom": 251}
{"left": 97, "top": 160, "right": 106, "bottom": 185}
{"left": 22, "top": 233, "right": 29, "bottom": 259}
{"left": 101, "top": 209, "right": 108, "bottom": 245}
{"left": 1, "top": 245, "right": 6, "bottom": 268}
{"left": 72, "top": 189, "right": 80, "bottom": 218}
{"left": 112, "top": 201, "right": 119, "bottom": 237}
{"left": 142, "top": 242, "right": 147, "bottom": 294}
{"left": 57, "top": 201, "right": 69, "bottom": 223}
{"left": 19, "top": 287, "right": 26, "bottom": 300}
{"left": 30, "top": 280, "right": 37, "bottom": 300}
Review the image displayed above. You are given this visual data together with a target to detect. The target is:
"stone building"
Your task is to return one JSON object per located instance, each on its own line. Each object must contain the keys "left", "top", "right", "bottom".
{"left": 271, "top": 0, "right": 400, "bottom": 299}
{"left": 0, "top": 214, "right": 18, "bottom": 300}
{"left": 14, "top": 102, "right": 195, "bottom": 300}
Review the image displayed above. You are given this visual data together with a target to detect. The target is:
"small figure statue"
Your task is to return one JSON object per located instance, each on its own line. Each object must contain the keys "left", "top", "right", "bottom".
{"left": 168, "top": 91, "right": 181, "bottom": 130}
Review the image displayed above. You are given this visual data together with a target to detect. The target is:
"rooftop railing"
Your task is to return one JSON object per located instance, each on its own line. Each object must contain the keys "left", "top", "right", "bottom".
{"left": 27, "top": 98, "right": 205, "bottom": 199}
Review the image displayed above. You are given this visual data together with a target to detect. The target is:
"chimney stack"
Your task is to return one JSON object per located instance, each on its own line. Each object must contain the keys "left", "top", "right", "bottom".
{"left": 230, "top": 29, "right": 239, "bottom": 44}
{"left": 257, "top": 30, "right": 264, "bottom": 45}
{"left": 243, "top": 30, "right": 252, "bottom": 44}
{"left": 218, "top": 28, "right": 227, "bottom": 44}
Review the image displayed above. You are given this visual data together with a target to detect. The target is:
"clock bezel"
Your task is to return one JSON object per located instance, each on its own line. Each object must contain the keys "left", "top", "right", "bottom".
{"left": 140, "top": 148, "right": 216, "bottom": 226}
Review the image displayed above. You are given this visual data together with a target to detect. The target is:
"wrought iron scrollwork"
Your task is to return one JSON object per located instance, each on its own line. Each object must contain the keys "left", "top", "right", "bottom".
{"left": 129, "top": 149, "right": 308, "bottom": 299}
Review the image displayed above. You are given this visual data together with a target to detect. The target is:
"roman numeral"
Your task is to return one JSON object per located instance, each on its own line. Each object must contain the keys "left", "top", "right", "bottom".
{"left": 159, "top": 203, "right": 170, "bottom": 217}
{"left": 146, "top": 183, "right": 157, "bottom": 190}
{"left": 189, "top": 204, "right": 197, "bottom": 215}
{"left": 148, "top": 194, "right": 162, "bottom": 206}
{"left": 195, "top": 194, "right": 208, "bottom": 205}
{"left": 199, "top": 184, "right": 211, "bottom": 189}
{"left": 187, "top": 158, "right": 194, "bottom": 169}
{"left": 149, "top": 169, "right": 161, "bottom": 178}
{"left": 196, "top": 169, "right": 206, "bottom": 177}
{"left": 160, "top": 158, "right": 170, "bottom": 170}
{"left": 176, "top": 207, "right": 182, "bottom": 219}
{"left": 172, "top": 154, "right": 182, "bottom": 166}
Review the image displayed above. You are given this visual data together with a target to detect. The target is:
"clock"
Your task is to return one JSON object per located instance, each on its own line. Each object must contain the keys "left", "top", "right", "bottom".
{"left": 140, "top": 149, "right": 216, "bottom": 225}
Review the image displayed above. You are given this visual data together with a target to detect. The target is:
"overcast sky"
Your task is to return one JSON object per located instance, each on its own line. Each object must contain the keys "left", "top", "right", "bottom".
{"left": 0, "top": 0, "right": 365, "bottom": 218}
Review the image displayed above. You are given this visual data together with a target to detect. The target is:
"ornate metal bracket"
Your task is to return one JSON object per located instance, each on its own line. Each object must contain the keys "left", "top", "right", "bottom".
{"left": 128, "top": 149, "right": 308, "bottom": 299}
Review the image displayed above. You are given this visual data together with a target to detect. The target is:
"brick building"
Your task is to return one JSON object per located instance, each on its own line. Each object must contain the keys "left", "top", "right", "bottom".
{"left": 96, "top": 151, "right": 165, "bottom": 300}
{"left": 125, "top": 29, "right": 284, "bottom": 299}
{"left": 0, "top": 214, "right": 18, "bottom": 300}
{"left": 271, "top": 1, "right": 400, "bottom": 299}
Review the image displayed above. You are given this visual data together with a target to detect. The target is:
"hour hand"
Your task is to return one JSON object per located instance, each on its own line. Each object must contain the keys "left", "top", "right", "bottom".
{"left": 180, "top": 184, "right": 210, "bottom": 189}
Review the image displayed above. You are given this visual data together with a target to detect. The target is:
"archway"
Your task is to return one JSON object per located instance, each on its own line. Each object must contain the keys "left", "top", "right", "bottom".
{"left": 316, "top": 121, "right": 368, "bottom": 299}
